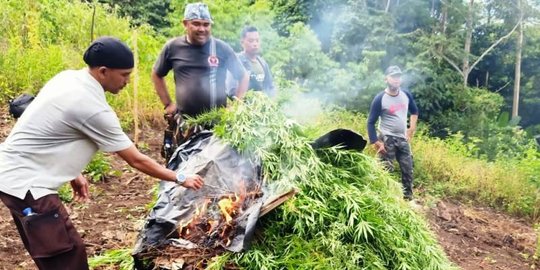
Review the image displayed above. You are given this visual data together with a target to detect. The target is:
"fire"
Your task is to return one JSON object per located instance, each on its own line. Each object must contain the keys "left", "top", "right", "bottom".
{"left": 179, "top": 199, "right": 211, "bottom": 237}
{"left": 218, "top": 196, "right": 234, "bottom": 222}
{"left": 174, "top": 180, "right": 259, "bottom": 248}
{"left": 217, "top": 193, "right": 245, "bottom": 223}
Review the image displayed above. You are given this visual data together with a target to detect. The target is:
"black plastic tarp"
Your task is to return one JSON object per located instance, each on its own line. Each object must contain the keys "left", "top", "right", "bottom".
{"left": 133, "top": 131, "right": 272, "bottom": 268}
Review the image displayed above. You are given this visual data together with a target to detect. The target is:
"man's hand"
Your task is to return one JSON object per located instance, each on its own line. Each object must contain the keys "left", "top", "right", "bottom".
{"left": 373, "top": 141, "right": 386, "bottom": 154}
{"left": 181, "top": 174, "right": 204, "bottom": 190}
{"left": 70, "top": 174, "right": 90, "bottom": 202}
{"left": 164, "top": 103, "right": 177, "bottom": 117}
{"left": 406, "top": 128, "right": 415, "bottom": 142}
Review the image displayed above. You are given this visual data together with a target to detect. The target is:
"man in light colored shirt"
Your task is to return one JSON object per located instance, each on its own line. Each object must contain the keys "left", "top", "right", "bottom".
{"left": 367, "top": 66, "right": 419, "bottom": 200}
{"left": 0, "top": 36, "right": 204, "bottom": 270}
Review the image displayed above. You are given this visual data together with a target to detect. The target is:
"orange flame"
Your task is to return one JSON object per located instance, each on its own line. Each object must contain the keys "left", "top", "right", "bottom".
{"left": 218, "top": 196, "right": 235, "bottom": 223}
{"left": 176, "top": 180, "right": 253, "bottom": 245}
{"left": 179, "top": 199, "right": 211, "bottom": 236}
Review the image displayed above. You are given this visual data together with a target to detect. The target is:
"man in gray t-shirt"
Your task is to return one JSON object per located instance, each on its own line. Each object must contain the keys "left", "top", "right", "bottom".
{"left": 152, "top": 2, "right": 248, "bottom": 118}
{"left": 367, "top": 66, "right": 419, "bottom": 200}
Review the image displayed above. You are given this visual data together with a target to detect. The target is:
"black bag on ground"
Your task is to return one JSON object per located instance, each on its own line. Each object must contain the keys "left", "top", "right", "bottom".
{"left": 9, "top": 93, "right": 34, "bottom": 119}
{"left": 311, "top": 129, "right": 367, "bottom": 152}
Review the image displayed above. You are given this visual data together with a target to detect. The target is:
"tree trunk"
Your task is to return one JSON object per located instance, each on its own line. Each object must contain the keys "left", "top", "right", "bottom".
{"left": 385, "top": 0, "right": 391, "bottom": 13}
{"left": 512, "top": 0, "right": 524, "bottom": 119}
{"left": 462, "top": 0, "right": 474, "bottom": 87}
{"left": 437, "top": 0, "right": 448, "bottom": 54}
{"left": 442, "top": 0, "right": 448, "bottom": 34}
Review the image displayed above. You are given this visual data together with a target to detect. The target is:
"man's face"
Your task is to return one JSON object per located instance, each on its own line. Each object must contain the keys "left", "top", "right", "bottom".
{"left": 241, "top": 31, "right": 260, "bottom": 55}
{"left": 183, "top": 19, "right": 212, "bottom": 45}
{"left": 385, "top": 74, "right": 401, "bottom": 90}
{"left": 99, "top": 67, "right": 132, "bottom": 94}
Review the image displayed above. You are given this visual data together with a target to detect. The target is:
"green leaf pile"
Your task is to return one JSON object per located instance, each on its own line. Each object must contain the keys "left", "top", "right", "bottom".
{"left": 190, "top": 93, "right": 456, "bottom": 270}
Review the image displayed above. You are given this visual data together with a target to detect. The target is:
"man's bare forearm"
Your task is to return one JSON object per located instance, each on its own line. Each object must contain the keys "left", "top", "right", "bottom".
{"left": 152, "top": 71, "right": 172, "bottom": 106}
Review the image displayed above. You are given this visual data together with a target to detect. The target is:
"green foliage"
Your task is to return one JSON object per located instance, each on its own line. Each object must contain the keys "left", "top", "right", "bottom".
{"left": 58, "top": 183, "right": 73, "bottom": 203}
{"left": 88, "top": 248, "right": 133, "bottom": 270}
{"left": 84, "top": 152, "right": 112, "bottom": 182}
{"left": 416, "top": 85, "right": 530, "bottom": 160}
{"left": 191, "top": 93, "right": 455, "bottom": 269}
{"left": 413, "top": 129, "right": 540, "bottom": 219}
{"left": 0, "top": 0, "right": 169, "bottom": 129}
{"left": 90, "top": 0, "right": 172, "bottom": 33}
{"left": 302, "top": 107, "right": 368, "bottom": 139}
{"left": 0, "top": 0, "right": 133, "bottom": 102}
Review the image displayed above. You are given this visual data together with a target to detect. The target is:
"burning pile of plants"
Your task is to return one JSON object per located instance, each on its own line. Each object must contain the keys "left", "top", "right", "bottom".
{"left": 132, "top": 93, "right": 456, "bottom": 270}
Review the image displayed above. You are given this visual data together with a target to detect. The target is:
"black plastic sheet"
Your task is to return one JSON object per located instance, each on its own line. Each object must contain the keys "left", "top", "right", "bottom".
{"left": 133, "top": 131, "right": 269, "bottom": 268}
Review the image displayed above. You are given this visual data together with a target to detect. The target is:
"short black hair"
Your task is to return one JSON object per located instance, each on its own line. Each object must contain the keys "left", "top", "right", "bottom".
{"left": 241, "top": 26, "right": 258, "bottom": 39}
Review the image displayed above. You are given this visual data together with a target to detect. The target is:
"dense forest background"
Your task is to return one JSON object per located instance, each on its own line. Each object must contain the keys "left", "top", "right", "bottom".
{"left": 2, "top": 0, "right": 540, "bottom": 161}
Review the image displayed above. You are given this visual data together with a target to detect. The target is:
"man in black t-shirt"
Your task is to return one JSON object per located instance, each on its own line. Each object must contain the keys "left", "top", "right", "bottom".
{"left": 152, "top": 2, "right": 248, "bottom": 117}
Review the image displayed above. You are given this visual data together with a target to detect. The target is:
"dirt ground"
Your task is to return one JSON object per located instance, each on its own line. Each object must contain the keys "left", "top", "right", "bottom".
{"left": 0, "top": 110, "right": 538, "bottom": 270}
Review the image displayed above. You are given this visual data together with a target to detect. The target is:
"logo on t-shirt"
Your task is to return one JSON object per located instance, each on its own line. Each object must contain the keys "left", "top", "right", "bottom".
{"left": 388, "top": 103, "right": 407, "bottom": 115}
{"left": 208, "top": 55, "right": 219, "bottom": 67}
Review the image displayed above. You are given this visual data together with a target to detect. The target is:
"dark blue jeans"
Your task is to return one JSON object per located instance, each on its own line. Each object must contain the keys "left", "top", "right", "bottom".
{"left": 380, "top": 135, "right": 414, "bottom": 200}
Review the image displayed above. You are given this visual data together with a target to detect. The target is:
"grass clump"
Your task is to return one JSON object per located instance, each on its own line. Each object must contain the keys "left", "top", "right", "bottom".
{"left": 89, "top": 248, "right": 133, "bottom": 270}
{"left": 413, "top": 131, "right": 540, "bottom": 219}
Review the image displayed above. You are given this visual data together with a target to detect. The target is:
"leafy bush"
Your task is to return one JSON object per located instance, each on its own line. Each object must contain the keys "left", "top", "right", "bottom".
{"left": 0, "top": 0, "right": 166, "bottom": 129}
{"left": 58, "top": 183, "right": 73, "bottom": 203}
{"left": 84, "top": 152, "right": 112, "bottom": 182}
{"left": 413, "top": 129, "right": 540, "bottom": 219}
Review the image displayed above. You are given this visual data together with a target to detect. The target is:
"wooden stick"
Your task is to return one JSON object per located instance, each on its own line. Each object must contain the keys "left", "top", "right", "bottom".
{"left": 132, "top": 30, "right": 140, "bottom": 145}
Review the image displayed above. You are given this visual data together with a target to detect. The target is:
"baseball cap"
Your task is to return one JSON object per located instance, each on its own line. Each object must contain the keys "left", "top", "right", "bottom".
{"left": 83, "top": 36, "right": 134, "bottom": 69}
{"left": 184, "top": 3, "right": 213, "bottom": 23}
{"left": 385, "top": 66, "right": 402, "bottom": 76}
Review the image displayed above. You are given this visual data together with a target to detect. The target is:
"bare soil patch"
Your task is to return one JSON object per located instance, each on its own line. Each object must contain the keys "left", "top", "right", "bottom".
{"left": 427, "top": 199, "right": 539, "bottom": 270}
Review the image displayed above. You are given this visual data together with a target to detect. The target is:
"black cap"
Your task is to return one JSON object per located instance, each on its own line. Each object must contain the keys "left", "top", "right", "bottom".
{"left": 83, "top": 36, "right": 134, "bottom": 69}
{"left": 385, "top": 65, "right": 402, "bottom": 76}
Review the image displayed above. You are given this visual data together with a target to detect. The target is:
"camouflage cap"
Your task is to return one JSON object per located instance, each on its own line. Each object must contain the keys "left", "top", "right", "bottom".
{"left": 184, "top": 3, "right": 213, "bottom": 23}
{"left": 385, "top": 65, "right": 402, "bottom": 76}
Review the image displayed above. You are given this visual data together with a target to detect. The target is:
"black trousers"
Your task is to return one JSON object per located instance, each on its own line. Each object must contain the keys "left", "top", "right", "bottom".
{"left": 0, "top": 191, "right": 88, "bottom": 270}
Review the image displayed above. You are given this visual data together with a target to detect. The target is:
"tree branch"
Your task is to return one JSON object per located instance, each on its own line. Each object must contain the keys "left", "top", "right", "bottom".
{"left": 440, "top": 53, "right": 464, "bottom": 76}
{"left": 495, "top": 81, "right": 511, "bottom": 93}
{"left": 469, "top": 21, "right": 520, "bottom": 71}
